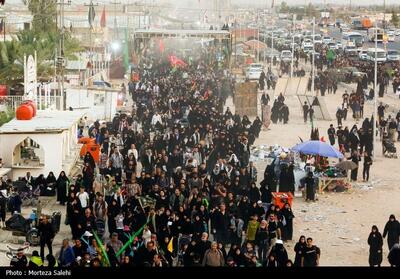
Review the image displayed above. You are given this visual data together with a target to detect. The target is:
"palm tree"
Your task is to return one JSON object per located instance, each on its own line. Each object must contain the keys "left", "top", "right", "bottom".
{"left": 0, "top": 40, "right": 24, "bottom": 89}
{"left": 0, "top": 30, "right": 83, "bottom": 91}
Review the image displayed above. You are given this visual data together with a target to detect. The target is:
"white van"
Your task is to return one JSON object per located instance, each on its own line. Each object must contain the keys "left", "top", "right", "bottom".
{"left": 366, "top": 48, "right": 387, "bottom": 63}
{"left": 280, "top": 50, "right": 292, "bottom": 62}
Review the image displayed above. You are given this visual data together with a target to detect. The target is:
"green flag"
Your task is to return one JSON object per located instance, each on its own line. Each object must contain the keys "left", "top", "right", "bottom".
{"left": 92, "top": 230, "right": 110, "bottom": 267}
{"left": 123, "top": 28, "right": 130, "bottom": 72}
{"left": 327, "top": 49, "right": 335, "bottom": 62}
{"left": 116, "top": 220, "right": 148, "bottom": 258}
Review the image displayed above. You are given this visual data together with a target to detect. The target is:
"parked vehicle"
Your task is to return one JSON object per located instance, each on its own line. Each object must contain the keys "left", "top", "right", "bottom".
{"left": 322, "top": 36, "right": 332, "bottom": 44}
{"left": 387, "top": 50, "right": 400, "bottom": 61}
{"left": 245, "top": 63, "right": 264, "bottom": 80}
{"left": 358, "top": 49, "right": 368, "bottom": 60}
{"left": 368, "top": 28, "right": 384, "bottom": 43}
{"left": 313, "top": 34, "right": 323, "bottom": 44}
{"left": 328, "top": 42, "right": 338, "bottom": 50}
{"left": 366, "top": 48, "right": 387, "bottom": 63}
{"left": 344, "top": 44, "right": 359, "bottom": 56}
{"left": 340, "top": 24, "right": 350, "bottom": 33}
{"left": 280, "top": 50, "right": 292, "bottom": 62}
{"left": 387, "top": 30, "right": 396, "bottom": 42}
{"left": 342, "top": 32, "right": 364, "bottom": 47}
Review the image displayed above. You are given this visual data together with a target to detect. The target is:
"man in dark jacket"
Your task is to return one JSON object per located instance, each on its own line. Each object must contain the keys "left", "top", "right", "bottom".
{"left": 137, "top": 241, "right": 157, "bottom": 266}
{"left": 327, "top": 124, "right": 336, "bottom": 146}
{"left": 213, "top": 204, "right": 230, "bottom": 246}
{"left": 77, "top": 208, "right": 97, "bottom": 237}
{"left": 194, "top": 232, "right": 212, "bottom": 262}
{"left": 383, "top": 214, "right": 400, "bottom": 250}
{"left": 38, "top": 215, "right": 55, "bottom": 261}
{"left": 72, "top": 239, "right": 87, "bottom": 259}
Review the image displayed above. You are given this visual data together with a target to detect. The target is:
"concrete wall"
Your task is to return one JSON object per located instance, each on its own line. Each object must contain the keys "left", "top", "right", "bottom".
{"left": 66, "top": 88, "right": 119, "bottom": 121}
{"left": 0, "top": 124, "right": 80, "bottom": 180}
{"left": 0, "top": 133, "right": 63, "bottom": 180}
{"left": 66, "top": 88, "right": 94, "bottom": 109}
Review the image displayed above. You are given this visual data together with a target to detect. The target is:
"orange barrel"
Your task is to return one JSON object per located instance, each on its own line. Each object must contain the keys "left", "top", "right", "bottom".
{"left": 80, "top": 144, "right": 88, "bottom": 157}
{"left": 23, "top": 100, "right": 37, "bottom": 117}
{"left": 78, "top": 137, "right": 95, "bottom": 145}
{"left": 16, "top": 104, "right": 34, "bottom": 120}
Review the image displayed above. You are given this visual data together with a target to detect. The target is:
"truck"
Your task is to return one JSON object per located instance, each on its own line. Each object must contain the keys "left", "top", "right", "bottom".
{"left": 361, "top": 18, "right": 372, "bottom": 29}
{"left": 369, "top": 28, "right": 384, "bottom": 43}
{"left": 352, "top": 17, "right": 373, "bottom": 30}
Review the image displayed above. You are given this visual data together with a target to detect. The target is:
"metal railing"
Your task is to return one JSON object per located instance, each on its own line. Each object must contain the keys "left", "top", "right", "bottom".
{"left": 0, "top": 96, "right": 63, "bottom": 111}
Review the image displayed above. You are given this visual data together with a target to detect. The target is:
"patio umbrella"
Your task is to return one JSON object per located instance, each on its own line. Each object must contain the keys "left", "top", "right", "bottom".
{"left": 291, "top": 140, "right": 344, "bottom": 159}
{"left": 335, "top": 160, "right": 358, "bottom": 170}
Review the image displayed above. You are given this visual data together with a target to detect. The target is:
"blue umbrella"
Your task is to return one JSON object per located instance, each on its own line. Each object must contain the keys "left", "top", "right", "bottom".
{"left": 291, "top": 140, "right": 344, "bottom": 159}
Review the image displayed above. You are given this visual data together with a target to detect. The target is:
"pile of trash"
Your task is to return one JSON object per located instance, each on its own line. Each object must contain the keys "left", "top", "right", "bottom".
{"left": 250, "top": 144, "right": 292, "bottom": 163}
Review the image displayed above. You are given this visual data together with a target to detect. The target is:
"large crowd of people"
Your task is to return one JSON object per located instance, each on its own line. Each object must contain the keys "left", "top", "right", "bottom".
{"left": 3, "top": 21, "right": 400, "bottom": 269}
{"left": 1, "top": 46, "right": 323, "bottom": 268}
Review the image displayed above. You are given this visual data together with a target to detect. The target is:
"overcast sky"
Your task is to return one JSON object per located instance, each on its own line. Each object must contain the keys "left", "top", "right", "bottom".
{"left": 4, "top": 0, "right": 400, "bottom": 7}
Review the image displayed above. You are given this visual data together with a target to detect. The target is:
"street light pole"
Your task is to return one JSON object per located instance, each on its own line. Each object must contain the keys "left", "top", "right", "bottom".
{"left": 373, "top": 22, "right": 378, "bottom": 161}
{"left": 257, "top": 9, "right": 260, "bottom": 63}
{"left": 311, "top": 17, "right": 315, "bottom": 96}
{"left": 291, "top": 14, "right": 296, "bottom": 78}
{"left": 270, "top": 30, "right": 274, "bottom": 70}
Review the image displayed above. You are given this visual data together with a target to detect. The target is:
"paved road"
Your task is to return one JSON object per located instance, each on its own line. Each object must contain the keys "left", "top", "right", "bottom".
{"left": 324, "top": 26, "right": 400, "bottom": 50}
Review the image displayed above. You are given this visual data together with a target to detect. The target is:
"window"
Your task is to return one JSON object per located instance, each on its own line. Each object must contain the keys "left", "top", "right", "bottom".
{"left": 13, "top": 137, "right": 45, "bottom": 168}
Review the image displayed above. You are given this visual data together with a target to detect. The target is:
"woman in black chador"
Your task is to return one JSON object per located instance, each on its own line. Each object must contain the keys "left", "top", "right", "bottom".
{"left": 294, "top": 235, "right": 306, "bottom": 267}
{"left": 368, "top": 225, "right": 383, "bottom": 267}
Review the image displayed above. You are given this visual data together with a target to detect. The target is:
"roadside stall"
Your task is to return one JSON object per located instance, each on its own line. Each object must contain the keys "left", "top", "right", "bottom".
{"left": 291, "top": 140, "right": 351, "bottom": 194}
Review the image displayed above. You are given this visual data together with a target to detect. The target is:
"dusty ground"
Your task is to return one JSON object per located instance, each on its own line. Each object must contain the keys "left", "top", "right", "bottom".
{"left": 246, "top": 77, "right": 400, "bottom": 266}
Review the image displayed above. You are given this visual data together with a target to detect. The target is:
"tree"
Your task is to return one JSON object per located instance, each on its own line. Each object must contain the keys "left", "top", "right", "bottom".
{"left": 391, "top": 10, "right": 400, "bottom": 28}
{"left": 23, "top": 0, "right": 57, "bottom": 33}
{"left": 0, "top": 30, "right": 82, "bottom": 90}
{"left": 305, "top": 3, "right": 318, "bottom": 18}
{"left": 279, "top": 1, "right": 289, "bottom": 13}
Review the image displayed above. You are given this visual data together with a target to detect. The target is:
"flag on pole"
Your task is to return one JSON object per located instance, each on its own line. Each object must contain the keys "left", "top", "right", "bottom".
{"left": 100, "top": 6, "right": 106, "bottom": 28}
{"left": 167, "top": 237, "right": 174, "bottom": 253}
{"left": 88, "top": 2, "right": 96, "bottom": 30}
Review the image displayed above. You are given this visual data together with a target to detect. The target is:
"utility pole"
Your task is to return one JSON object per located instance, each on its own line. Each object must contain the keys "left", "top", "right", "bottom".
{"left": 291, "top": 14, "right": 296, "bottom": 78}
{"left": 84, "top": 1, "right": 99, "bottom": 78}
{"left": 373, "top": 22, "right": 378, "bottom": 161}
{"left": 311, "top": 17, "right": 315, "bottom": 96}
{"left": 110, "top": 1, "right": 121, "bottom": 40}
{"left": 57, "top": 0, "right": 71, "bottom": 111}
{"left": 383, "top": 0, "right": 386, "bottom": 30}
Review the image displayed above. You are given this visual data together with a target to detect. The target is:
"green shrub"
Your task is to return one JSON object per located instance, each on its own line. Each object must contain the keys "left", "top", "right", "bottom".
{"left": 0, "top": 109, "right": 15, "bottom": 127}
